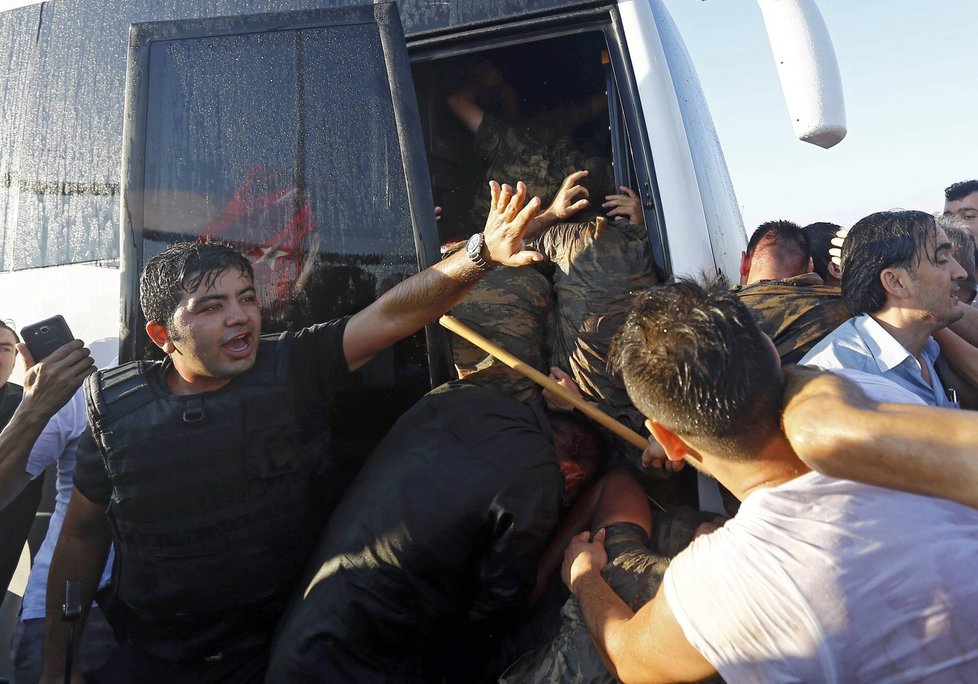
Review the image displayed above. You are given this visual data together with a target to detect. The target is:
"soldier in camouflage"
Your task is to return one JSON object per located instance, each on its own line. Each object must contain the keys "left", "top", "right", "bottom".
{"left": 534, "top": 212, "right": 659, "bottom": 463}
{"left": 447, "top": 258, "right": 555, "bottom": 409}
{"left": 735, "top": 220, "right": 849, "bottom": 365}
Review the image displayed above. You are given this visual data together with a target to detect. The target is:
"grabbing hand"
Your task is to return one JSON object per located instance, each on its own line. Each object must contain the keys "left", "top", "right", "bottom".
{"left": 525, "top": 170, "right": 591, "bottom": 239}
{"left": 544, "top": 366, "right": 582, "bottom": 411}
{"left": 19, "top": 340, "right": 96, "bottom": 417}
{"left": 562, "top": 528, "right": 608, "bottom": 593}
{"left": 482, "top": 181, "right": 544, "bottom": 268}
{"left": 828, "top": 226, "right": 849, "bottom": 269}
{"left": 602, "top": 186, "right": 644, "bottom": 227}
{"left": 642, "top": 436, "right": 685, "bottom": 472}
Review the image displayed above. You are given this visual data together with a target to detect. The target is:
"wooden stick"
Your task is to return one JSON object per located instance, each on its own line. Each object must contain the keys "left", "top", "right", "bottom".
{"left": 440, "top": 315, "right": 649, "bottom": 451}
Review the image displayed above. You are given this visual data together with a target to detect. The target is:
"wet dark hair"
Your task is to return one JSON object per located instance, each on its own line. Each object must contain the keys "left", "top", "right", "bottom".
{"left": 803, "top": 222, "right": 843, "bottom": 282}
{"left": 945, "top": 180, "right": 978, "bottom": 203}
{"left": 140, "top": 241, "right": 255, "bottom": 326}
{"left": 0, "top": 319, "right": 19, "bottom": 344}
{"left": 841, "top": 210, "right": 938, "bottom": 315}
{"left": 610, "top": 278, "right": 782, "bottom": 459}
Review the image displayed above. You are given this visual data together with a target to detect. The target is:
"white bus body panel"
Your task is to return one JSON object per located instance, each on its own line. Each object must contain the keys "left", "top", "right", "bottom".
{"left": 619, "top": 0, "right": 747, "bottom": 282}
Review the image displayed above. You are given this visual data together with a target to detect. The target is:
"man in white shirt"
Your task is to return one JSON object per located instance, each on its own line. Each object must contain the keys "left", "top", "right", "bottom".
{"left": 800, "top": 210, "right": 966, "bottom": 406}
{"left": 563, "top": 279, "right": 978, "bottom": 684}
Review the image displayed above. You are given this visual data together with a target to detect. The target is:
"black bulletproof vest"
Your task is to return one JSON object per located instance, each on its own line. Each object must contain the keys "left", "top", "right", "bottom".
{"left": 85, "top": 335, "right": 329, "bottom": 645}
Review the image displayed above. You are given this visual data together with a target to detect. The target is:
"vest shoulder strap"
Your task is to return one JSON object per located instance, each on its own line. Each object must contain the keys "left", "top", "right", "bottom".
{"left": 86, "top": 361, "right": 156, "bottom": 430}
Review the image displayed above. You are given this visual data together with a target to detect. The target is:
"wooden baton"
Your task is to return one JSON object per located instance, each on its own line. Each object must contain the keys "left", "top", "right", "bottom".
{"left": 439, "top": 315, "right": 649, "bottom": 451}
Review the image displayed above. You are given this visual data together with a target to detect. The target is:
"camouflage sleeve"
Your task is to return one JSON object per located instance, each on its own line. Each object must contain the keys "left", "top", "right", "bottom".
{"left": 448, "top": 264, "right": 555, "bottom": 409}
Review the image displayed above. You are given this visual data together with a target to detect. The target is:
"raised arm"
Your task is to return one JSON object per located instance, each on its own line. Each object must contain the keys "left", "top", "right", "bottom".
{"left": 342, "top": 181, "right": 543, "bottom": 371}
{"left": 782, "top": 366, "right": 978, "bottom": 509}
{"left": 0, "top": 341, "right": 94, "bottom": 509}
{"left": 39, "top": 488, "right": 112, "bottom": 684}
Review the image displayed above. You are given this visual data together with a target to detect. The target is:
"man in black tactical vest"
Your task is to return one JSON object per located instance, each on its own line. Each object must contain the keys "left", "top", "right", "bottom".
{"left": 38, "top": 181, "right": 546, "bottom": 684}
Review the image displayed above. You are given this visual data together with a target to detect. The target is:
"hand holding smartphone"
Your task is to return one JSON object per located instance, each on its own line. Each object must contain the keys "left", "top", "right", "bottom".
{"left": 21, "top": 315, "right": 75, "bottom": 362}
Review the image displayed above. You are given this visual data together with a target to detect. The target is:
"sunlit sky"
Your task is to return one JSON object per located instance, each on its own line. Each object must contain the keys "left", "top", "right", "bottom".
{"left": 663, "top": 0, "right": 976, "bottom": 234}
{"left": 1, "top": 0, "right": 973, "bottom": 237}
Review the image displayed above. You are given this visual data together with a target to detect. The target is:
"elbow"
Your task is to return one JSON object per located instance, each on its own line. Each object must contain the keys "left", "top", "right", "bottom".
{"left": 783, "top": 396, "right": 851, "bottom": 479}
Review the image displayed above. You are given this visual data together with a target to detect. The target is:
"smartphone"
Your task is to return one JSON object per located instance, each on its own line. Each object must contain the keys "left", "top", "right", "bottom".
{"left": 21, "top": 315, "right": 74, "bottom": 362}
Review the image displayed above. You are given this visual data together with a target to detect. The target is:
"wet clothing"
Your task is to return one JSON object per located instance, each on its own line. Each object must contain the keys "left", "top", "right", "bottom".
{"left": 73, "top": 319, "right": 350, "bottom": 671}
{"left": 449, "top": 260, "right": 555, "bottom": 408}
{"left": 800, "top": 313, "right": 958, "bottom": 407}
{"left": 665, "top": 472, "right": 978, "bottom": 683}
{"left": 733, "top": 273, "right": 851, "bottom": 365}
{"left": 267, "top": 383, "right": 565, "bottom": 683}
{"left": 536, "top": 217, "right": 658, "bottom": 457}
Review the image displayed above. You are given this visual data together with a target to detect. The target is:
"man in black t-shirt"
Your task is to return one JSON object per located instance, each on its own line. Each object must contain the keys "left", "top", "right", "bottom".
{"left": 41, "top": 181, "right": 546, "bottom": 684}
{"left": 267, "top": 383, "right": 603, "bottom": 683}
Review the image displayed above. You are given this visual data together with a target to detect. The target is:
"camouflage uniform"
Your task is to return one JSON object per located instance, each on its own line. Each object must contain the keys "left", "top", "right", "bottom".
{"left": 734, "top": 273, "right": 851, "bottom": 366}
{"left": 499, "top": 506, "right": 717, "bottom": 684}
{"left": 447, "top": 248, "right": 555, "bottom": 409}
{"left": 534, "top": 217, "right": 658, "bottom": 462}
{"left": 465, "top": 113, "right": 613, "bottom": 230}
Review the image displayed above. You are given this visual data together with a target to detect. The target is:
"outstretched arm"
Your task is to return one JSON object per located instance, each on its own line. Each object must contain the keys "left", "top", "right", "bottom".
{"left": 523, "top": 170, "right": 592, "bottom": 241}
{"left": 0, "top": 341, "right": 94, "bottom": 509}
{"left": 782, "top": 366, "right": 978, "bottom": 510}
{"left": 342, "top": 181, "right": 543, "bottom": 371}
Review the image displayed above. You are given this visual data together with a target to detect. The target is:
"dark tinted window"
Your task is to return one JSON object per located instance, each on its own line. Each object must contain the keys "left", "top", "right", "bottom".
{"left": 127, "top": 6, "right": 438, "bottom": 461}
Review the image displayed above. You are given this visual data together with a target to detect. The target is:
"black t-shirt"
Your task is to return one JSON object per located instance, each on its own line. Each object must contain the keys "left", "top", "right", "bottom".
{"left": 74, "top": 318, "right": 349, "bottom": 506}
{"left": 268, "top": 383, "right": 565, "bottom": 680}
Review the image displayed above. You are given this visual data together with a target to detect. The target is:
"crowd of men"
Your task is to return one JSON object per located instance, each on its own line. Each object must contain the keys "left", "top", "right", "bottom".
{"left": 0, "top": 172, "right": 977, "bottom": 684}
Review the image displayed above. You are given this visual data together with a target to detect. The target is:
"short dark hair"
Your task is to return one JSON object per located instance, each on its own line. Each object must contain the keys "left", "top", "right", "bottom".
{"left": 746, "top": 220, "right": 811, "bottom": 275}
{"left": 841, "top": 210, "right": 939, "bottom": 315}
{"left": 803, "top": 222, "right": 842, "bottom": 282}
{"left": 945, "top": 180, "right": 978, "bottom": 203}
{"left": 610, "top": 278, "right": 783, "bottom": 459}
{"left": 140, "top": 241, "right": 255, "bottom": 326}
{"left": 0, "top": 320, "right": 19, "bottom": 343}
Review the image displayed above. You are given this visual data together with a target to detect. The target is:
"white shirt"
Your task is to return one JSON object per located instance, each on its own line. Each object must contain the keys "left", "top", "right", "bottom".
{"left": 800, "top": 314, "right": 956, "bottom": 408}
{"left": 664, "top": 473, "right": 978, "bottom": 683}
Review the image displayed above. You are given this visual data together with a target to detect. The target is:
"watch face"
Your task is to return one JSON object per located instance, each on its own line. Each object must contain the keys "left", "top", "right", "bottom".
{"left": 466, "top": 233, "right": 482, "bottom": 256}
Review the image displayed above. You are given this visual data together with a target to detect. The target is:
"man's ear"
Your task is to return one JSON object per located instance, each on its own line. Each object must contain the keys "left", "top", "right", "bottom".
{"left": 806, "top": 257, "right": 815, "bottom": 274}
{"left": 880, "top": 267, "right": 910, "bottom": 299}
{"left": 146, "top": 321, "right": 176, "bottom": 354}
{"left": 646, "top": 419, "right": 701, "bottom": 464}
{"left": 739, "top": 251, "right": 751, "bottom": 281}
{"left": 827, "top": 260, "right": 843, "bottom": 282}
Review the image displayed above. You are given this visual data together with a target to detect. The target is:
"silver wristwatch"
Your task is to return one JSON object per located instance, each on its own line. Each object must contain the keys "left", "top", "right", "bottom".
{"left": 465, "top": 232, "right": 496, "bottom": 271}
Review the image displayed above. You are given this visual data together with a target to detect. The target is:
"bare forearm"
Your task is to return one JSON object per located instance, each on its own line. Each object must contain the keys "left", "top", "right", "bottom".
{"left": 345, "top": 249, "right": 485, "bottom": 370}
{"left": 949, "top": 305, "right": 978, "bottom": 347}
{"left": 0, "top": 401, "right": 53, "bottom": 508}
{"left": 934, "top": 328, "right": 978, "bottom": 388}
{"left": 42, "top": 500, "right": 111, "bottom": 680}
{"left": 572, "top": 569, "right": 637, "bottom": 680}
{"left": 784, "top": 379, "right": 978, "bottom": 509}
